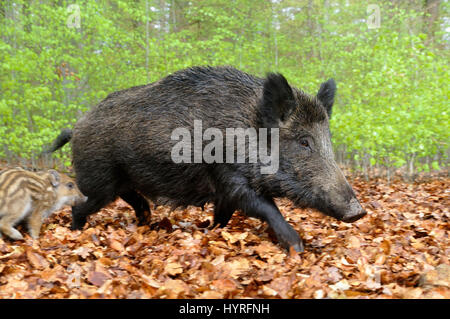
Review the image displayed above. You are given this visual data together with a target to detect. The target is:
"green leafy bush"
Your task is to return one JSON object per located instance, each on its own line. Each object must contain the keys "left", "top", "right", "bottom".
{"left": 0, "top": 0, "right": 448, "bottom": 178}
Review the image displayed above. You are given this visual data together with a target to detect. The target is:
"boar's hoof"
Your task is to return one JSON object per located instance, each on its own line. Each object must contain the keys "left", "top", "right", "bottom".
{"left": 276, "top": 231, "right": 304, "bottom": 253}
{"left": 291, "top": 241, "right": 305, "bottom": 253}
{"left": 71, "top": 216, "right": 87, "bottom": 230}
{"left": 137, "top": 210, "right": 152, "bottom": 226}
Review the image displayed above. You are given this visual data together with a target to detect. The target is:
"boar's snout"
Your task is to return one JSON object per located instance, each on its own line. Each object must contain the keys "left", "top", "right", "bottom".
{"left": 75, "top": 195, "right": 88, "bottom": 206}
{"left": 341, "top": 197, "right": 366, "bottom": 223}
{"left": 313, "top": 166, "right": 367, "bottom": 223}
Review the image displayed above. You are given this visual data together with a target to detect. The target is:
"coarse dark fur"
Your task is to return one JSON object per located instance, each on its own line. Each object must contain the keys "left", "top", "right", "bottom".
{"left": 46, "top": 66, "right": 366, "bottom": 252}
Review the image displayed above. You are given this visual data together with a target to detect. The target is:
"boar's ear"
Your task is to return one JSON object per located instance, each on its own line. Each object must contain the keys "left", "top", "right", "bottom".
{"left": 260, "top": 73, "right": 296, "bottom": 126}
{"left": 317, "top": 79, "right": 336, "bottom": 118}
{"left": 48, "top": 170, "right": 61, "bottom": 188}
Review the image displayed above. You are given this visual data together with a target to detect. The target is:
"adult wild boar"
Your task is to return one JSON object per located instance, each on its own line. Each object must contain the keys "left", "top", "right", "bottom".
{"left": 46, "top": 66, "right": 366, "bottom": 252}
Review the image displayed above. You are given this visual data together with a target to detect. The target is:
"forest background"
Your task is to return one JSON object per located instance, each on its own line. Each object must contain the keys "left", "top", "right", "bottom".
{"left": 0, "top": 0, "right": 448, "bottom": 181}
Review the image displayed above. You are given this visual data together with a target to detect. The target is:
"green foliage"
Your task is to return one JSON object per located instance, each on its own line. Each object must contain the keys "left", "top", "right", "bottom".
{"left": 326, "top": 4, "right": 449, "bottom": 173}
{"left": 0, "top": 0, "right": 448, "bottom": 176}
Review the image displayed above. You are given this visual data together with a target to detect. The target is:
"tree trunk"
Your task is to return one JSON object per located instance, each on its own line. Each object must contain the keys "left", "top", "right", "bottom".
{"left": 423, "top": 0, "right": 440, "bottom": 42}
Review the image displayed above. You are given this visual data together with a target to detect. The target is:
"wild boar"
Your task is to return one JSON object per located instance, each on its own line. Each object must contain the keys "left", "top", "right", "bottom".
{"left": 45, "top": 66, "right": 366, "bottom": 251}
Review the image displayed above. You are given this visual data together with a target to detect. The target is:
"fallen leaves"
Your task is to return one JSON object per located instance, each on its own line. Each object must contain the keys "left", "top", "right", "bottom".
{"left": 157, "top": 279, "right": 191, "bottom": 299}
{"left": 0, "top": 178, "right": 448, "bottom": 299}
{"left": 164, "top": 260, "right": 184, "bottom": 276}
{"left": 26, "top": 249, "right": 49, "bottom": 270}
{"left": 419, "top": 264, "right": 450, "bottom": 289}
{"left": 87, "top": 271, "right": 110, "bottom": 287}
{"left": 223, "top": 257, "right": 250, "bottom": 279}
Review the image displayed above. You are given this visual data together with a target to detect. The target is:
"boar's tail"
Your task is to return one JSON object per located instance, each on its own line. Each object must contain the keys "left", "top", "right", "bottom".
{"left": 42, "top": 128, "right": 73, "bottom": 154}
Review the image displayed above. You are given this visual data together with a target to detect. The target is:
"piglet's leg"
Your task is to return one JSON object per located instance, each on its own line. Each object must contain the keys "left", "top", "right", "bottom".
{"left": 27, "top": 205, "right": 47, "bottom": 239}
{"left": 0, "top": 214, "right": 24, "bottom": 240}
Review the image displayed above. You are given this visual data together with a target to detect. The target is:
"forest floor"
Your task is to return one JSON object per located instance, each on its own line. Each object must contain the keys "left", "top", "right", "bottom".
{"left": 0, "top": 176, "right": 448, "bottom": 299}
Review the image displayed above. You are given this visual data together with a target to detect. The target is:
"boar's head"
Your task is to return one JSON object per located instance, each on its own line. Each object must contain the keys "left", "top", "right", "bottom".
{"left": 258, "top": 73, "right": 366, "bottom": 223}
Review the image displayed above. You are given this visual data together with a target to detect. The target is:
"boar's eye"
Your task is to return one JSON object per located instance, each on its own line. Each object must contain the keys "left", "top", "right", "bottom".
{"left": 300, "top": 139, "right": 309, "bottom": 147}
{"left": 299, "top": 138, "right": 310, "bottom": 148}
{"left": 67, "top": 183, "right": 74, "bottom": 189}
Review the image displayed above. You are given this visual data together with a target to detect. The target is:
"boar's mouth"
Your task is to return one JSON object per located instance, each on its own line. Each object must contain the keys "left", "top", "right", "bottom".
{"left": 340, "top": 197, "right": 367, "bottom": 222}
{"left": 323, "top": 199, "right": 366, "bottom": 223}
{"left": 342, "top": 213, "right": 366, "bottom": 223}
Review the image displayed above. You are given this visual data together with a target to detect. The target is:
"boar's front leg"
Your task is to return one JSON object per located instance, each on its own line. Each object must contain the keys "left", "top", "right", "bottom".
{"left": 216, "top": 171, "right": 304, "bottom": 252}
{"left": 245, "top": 194, "right": 304, "bottom": 252}
{"left": 71, "top": 195, "right": 114, "bottom": 230}
{"left": 212, "top": 197, "right": 236, "bottom": 228}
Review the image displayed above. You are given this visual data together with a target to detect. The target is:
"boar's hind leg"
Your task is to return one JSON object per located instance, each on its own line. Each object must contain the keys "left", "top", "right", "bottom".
{"left": 120, "top": 191, "right": 151, "bottom": 226}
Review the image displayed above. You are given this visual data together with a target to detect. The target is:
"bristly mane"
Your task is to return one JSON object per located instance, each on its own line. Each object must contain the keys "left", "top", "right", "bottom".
{"left": 291, "top": 88, "right": 328, "bottom": 124}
